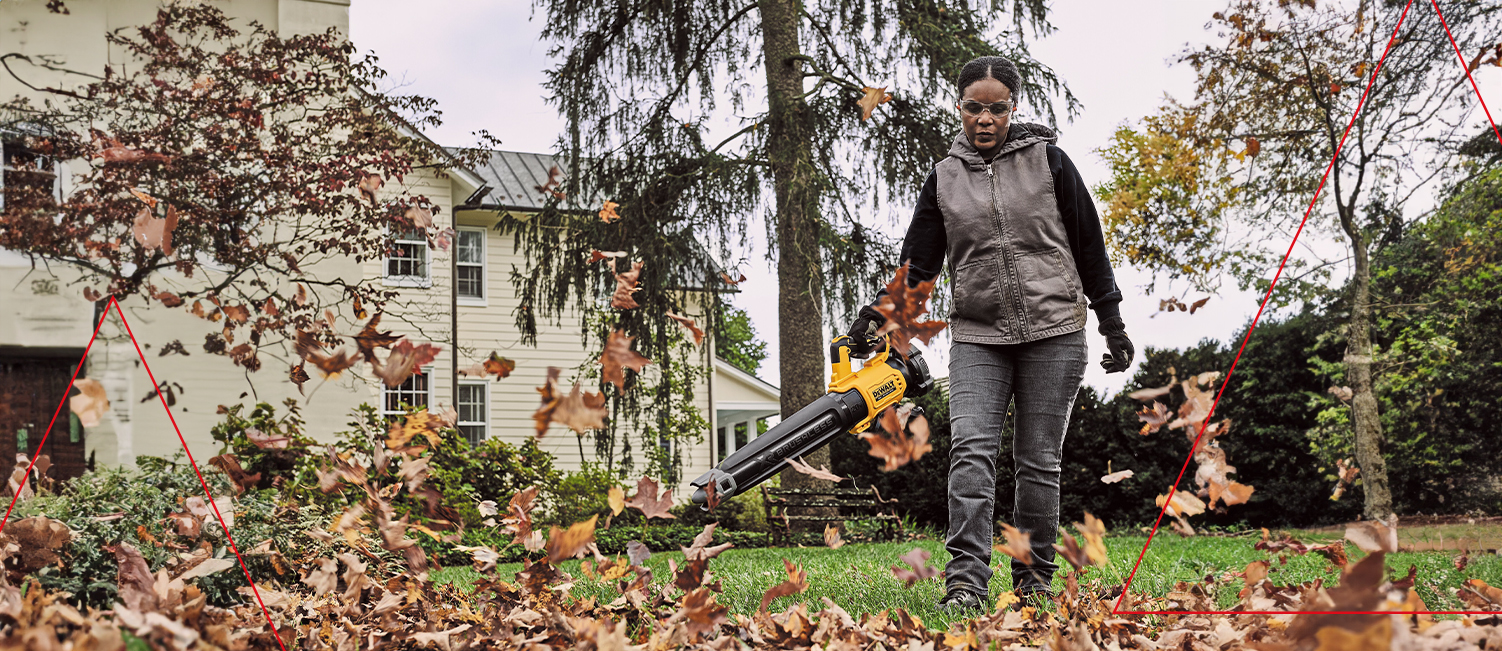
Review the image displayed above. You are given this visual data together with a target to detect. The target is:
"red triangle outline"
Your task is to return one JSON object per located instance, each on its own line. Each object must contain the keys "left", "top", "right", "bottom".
{"left": 1113, "top": 0, "right": 1502, "bottom": 616}
{"left": 0, "top": 297, "right": 290, "bottom": 649}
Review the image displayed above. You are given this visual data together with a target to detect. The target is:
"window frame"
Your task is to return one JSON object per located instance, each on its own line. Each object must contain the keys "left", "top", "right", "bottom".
{"left": 0, "top": 134, "right": 62, "bottom": 211}
{"left": 380, "top": 364, "right": 433, "bottom": 418}
{"left": 456, "top": 378, "right": 490, "bottom": 446}
{"left": 455, "top": 226, "right": 487, "bottom": 306}
{"left": 382, "top": 228, "right": 432, "bottom": 288}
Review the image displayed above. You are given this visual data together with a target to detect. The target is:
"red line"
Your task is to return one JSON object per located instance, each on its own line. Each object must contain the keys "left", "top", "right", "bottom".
{"left": 1430, "top": 0, "right": 1502, "bottom": 146}
{"left": 1114, "top": 0, "right": 1418, "bottom": 615}
{"left": 1111, "top": 610, "right": 1500, "bottom": 616}
{"left": 111, "top": 298, "right": 290, "bottom": 650}
{"left": 0, "top": 300, "right": 111, "bottom": 531}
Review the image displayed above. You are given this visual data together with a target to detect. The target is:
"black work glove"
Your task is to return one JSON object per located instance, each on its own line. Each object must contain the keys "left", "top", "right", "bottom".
{"left": 845, "top": 307, "right": 886, "bottom": 358}
{"left": 1098, "top": 316, "right": 1134, "bottom": 373}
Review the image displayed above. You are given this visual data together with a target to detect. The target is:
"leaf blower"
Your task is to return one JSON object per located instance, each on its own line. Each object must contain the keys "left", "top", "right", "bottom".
{"left": 689, "top": 334, "right": 934, "bottom": 509}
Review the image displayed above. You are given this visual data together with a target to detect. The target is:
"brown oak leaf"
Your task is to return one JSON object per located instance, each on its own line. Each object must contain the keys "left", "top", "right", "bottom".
{"left": 625, "top": 475, "right": 676, "bottom": 520}
{"left": 600, "top": 329, "right": 651, "bottom": 391}
{"left": 609, "top": 259, "right": 644, "bottom": 309}
{"left": 545, "top": 514, "right": 598, "bottom": 564}
{"left": 759, "top": 558, "right": 809, "bottom": 613}
{"left": 872, "top": 262, "right": 948, "bottom": 356}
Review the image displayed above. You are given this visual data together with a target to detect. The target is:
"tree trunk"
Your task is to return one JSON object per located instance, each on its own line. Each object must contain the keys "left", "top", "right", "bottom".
{"left": 1344, "top": 224, "right": 1396, "bottom": 522}
{"left": 761, "top": 0, "right": 834, "bottom": 530}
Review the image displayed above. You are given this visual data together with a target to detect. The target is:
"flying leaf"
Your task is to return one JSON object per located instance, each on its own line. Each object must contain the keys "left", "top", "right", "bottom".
{"left": 1345, "top": 519, "right": 1398, "bottom": 554}
{"left": 533, "top": 367, "right": 609, "bottom": 436}
{"left": 600, "top": 329, "right": 651, "bottom": 391}
{"left": 995, "top": 523, "right": 1033, "bottom": 565}
{"left": 354, "top": 313, "right": 401, "bottom": 364}
{"left": 1331, "top": 457, "right": 1360, "bottom": 501}
{"left": 131, "top": 205, "right": 179, "bottom": 256}
{"left": 70, "top": 378, "right": 110, "bottom": 427}
{"left": 405, "top": 205, "right": 434, "bottom": 229}
{"left": 1157, "top": 490, "right": 1206, "bottom": 518}
{"left": 1137, "top": 401, "right": 1171, "bottom": 435}
{"left": 608, "top": 486, "right": 625, "bottom": 516}
{"left": 666, "top": 312, "right": 705, "bottom": 346}
{"left": 786, "top": 456, "right": 845, "bottom": 483}
{"left": 245, "top": 427, "right": 291, "bottom": 450}
{"left": 1244, "top": 137, "right": 1260, "bottom": 158}
{"left": 534, "top": 165, "right": 564, "bottom": 198}
{"left": 586, "top": 249, "right": 626, "bottom": 264}
{"left": 545, "top": 514, "right": 599, "bottom": 564}
{"left": 358, "top": 172, "right": 383, "bottom": 205}
{"left": 377, "top": 339, "right": 442, "bottom": 388}
{"left": 307, "top": 348, "right": 358, "bottom": 380}
{"left": 890, "top": 548, "right": 939, "bottom": 588}
{"left": 682, "top": 523, "right": 734, "bottom": 561}
{"left": 208, "top": 454, "right": 261, "bottom": 494}
{"left": 1101, "top": 469, "right": 1135, "bottom": 484}
{"left": 861, "top": 403, "right": 932, "bottom": 471}
{"left": 857, "top": 86, "right": 892, "bottom": 121}
{"left": 624, "top": 475, "right": 676, "bottom": 520}
{"left": 599, "top": 200, "right": 621, "bottom": 223}
{"left": 759, "top": 558, "right": 809, "bottom": 613}
{"left": 289, "top": 363, "right": 310, "bottom": 394}
{"left": 1328, "top": 385, "right": 1354, "bottom": 403}
{"left": 608, "top": 259, "right": 644, "bottom": 309}
{"left": 719, "top": 272, "right": 746, "bottom": 285}
{"left": 462, "top": 352, "right": 516, "bottom": 379}
{"left": 1053, "top": 529, "right": 1091, "bottom": 572}
{"left": 872, "top": 262, "right": 948, "bottom": 356}
{"left": 824, "top": 524, "right": 845, "bottom": 550}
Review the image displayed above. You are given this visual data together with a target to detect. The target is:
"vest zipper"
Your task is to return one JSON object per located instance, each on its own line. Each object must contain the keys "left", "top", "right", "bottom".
{"left": 987, "top": 161, "right": 1025, "bottom": 342}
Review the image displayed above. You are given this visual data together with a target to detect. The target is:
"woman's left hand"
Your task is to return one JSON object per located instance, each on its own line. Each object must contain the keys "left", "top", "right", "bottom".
{"left": 1098, "top": 316, "right": 1134, "bottom": 373}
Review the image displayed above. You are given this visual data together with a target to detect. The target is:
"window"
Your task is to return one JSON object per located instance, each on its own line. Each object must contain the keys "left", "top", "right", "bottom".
{"left": 382, "top": 367, "right": 431, "bottom": 416}
{"left": 456, "top": 228, "right": 485, "bottom": 301}
{"left": 457, "top": 380, "right": 488, "bottom": 446}
{"left": 384, "top": 229, "right": 429, "bottom": 285}
{"left": 1, "top": 137, "right": 60, "bottom": 211}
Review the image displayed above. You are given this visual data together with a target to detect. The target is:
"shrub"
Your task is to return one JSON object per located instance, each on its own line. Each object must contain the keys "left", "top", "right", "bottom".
{"left": 209, "top": 399, "right": 319, "bottom": 491}
{"left": 11, "top": 454, "right": 301, "bottom": 609}
{"left": 537, "top": 462, "right": 630, "bottom": 529}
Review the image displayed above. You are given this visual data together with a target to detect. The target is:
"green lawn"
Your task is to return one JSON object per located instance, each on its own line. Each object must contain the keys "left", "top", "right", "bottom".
{"left": 432, "top": 533, "right": 1501, "bottom": 629}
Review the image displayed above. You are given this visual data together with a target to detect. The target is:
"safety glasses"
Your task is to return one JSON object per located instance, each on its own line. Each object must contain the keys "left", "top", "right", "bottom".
{"left": 957, "top": 99, "right": 1014, "bottom": 118}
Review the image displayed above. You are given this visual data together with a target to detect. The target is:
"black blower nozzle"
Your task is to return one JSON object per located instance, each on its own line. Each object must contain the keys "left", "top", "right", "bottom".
{"left": 689, "top": 337, "right": 931, "bottom": 509}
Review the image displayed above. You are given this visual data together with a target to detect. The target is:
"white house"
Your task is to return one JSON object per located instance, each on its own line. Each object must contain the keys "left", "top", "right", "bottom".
{"left": 0, "top": 0, "right": 780, "bottom": 498}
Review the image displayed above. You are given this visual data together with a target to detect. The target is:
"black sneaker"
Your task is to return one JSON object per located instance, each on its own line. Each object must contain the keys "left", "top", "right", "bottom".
{"left": 936, "top": 588, "right": 986, "bottom": 614}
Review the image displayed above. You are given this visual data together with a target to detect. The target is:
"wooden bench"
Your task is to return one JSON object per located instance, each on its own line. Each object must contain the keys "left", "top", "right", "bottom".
{"left": 761, "top": 484, "right": 902, "bottom": 546}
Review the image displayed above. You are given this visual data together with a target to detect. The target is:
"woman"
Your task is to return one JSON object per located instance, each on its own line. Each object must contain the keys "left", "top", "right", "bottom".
{"left": 847, "top": 55, "right": 1134, "bottom": 613}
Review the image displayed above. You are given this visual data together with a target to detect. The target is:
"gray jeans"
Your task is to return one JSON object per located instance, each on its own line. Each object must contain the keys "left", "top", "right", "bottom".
{"left": 945, "top": 329, "right": 1088, "bottom": 598}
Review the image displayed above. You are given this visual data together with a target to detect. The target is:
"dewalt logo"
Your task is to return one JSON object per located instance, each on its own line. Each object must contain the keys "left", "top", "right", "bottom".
{"left": 871, "top": 379, "right": 898, "bottom": 402}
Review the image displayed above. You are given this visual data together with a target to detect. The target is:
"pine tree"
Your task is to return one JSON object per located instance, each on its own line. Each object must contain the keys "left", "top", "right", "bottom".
{"left": 509, "top": 0, "right": 1079, "bottom": 493}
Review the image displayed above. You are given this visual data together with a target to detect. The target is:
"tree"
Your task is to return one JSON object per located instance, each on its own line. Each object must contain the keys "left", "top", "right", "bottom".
{"left": 515, "top": 0, "right": 1078, "bottom": 498}
{"left": 714, "top": 304, "right": 768, "bottom": 374}
{"left": 0, "top": 4, "right": 488, "bottom": 378}
{"left": 1093, "top": 0, "right": 1502, "bottom": 521}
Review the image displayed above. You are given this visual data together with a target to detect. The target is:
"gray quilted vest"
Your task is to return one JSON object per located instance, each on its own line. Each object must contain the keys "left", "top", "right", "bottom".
{"left": 935, "top": 124, "right": 1088, "bottom": 344}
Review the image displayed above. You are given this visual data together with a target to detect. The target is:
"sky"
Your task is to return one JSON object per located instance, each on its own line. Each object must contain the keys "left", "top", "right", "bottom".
{"left": 349, "top": 1, "right": 1502, "bottom": 398}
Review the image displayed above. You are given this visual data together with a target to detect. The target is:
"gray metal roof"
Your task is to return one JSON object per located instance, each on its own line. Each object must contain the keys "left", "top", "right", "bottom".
{"left": 447, "top": 148, "right": 600, "bottom": 212}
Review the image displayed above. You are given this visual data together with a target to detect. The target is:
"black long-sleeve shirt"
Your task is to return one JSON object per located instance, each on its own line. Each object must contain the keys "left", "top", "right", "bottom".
{"left": 864, "top": 144, "right": 1123, "bottom": 325}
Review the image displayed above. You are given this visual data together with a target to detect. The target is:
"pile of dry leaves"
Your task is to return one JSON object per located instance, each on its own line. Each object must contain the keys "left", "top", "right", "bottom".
{"left": 0, "top": 408, "right": 1498, "bottom": 651}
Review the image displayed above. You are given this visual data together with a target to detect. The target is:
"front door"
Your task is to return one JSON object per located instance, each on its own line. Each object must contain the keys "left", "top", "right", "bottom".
{"left": 0, "top": 352, "right": 90, "bottom": 483}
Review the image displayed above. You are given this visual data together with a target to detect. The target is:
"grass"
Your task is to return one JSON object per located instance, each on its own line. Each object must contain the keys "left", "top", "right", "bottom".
{"left": 431, "top": 531, "right": 1502, "bottom": 630}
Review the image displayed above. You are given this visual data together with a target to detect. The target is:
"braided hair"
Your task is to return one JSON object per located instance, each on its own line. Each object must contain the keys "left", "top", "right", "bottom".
{"left": 956, "top": 56, "right": 1020, "bottom": 99}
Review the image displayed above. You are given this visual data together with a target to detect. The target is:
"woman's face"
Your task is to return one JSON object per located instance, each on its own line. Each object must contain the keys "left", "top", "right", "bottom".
{"left": 959, "top": 77, "right": 1016, "bottom": 159}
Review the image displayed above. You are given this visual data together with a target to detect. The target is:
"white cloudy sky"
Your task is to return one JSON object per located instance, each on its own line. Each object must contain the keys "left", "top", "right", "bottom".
{"left": 349, "top": 1, "right": 1502, "bottom": 398}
